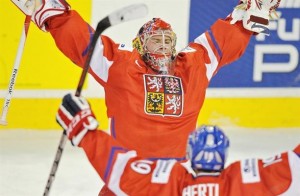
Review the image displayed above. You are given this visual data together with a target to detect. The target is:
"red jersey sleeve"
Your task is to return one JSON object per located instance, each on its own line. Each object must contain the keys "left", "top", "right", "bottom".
{"left": 210, "top": 19, "right": 253, "bottom": 68}
{"left": 118, "top": 159, "right": 185, "bottom": 195}
{"left": 47, "top": 10, "right": 127, "bottom": 86}
{"left": 224, "top": 150, "right": 300, "bottom": 196}
{"left": 293, "top": 144, "right": 300, "bottom": 155}
{"left": 80, "top": 132, "right": 186, "bottom": 195}
{"left": 47, "top": 11, "right": 93, "bottom": 67}
{"left": 256, "top": 151, "right": 300, "bottom": 195}
{"left": 191, "top": 19, "right": 253, "bottom": 80}
{"left": 79, "top": 130, "right": 130, "bottom": 184}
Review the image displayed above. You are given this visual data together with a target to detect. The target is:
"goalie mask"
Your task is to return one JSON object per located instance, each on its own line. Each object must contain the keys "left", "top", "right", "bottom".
{"left": 133, "top": 18, "right": 177, "bottom": 75}
{"left": 186, "top": 125, "right": 230, "bottom": 173}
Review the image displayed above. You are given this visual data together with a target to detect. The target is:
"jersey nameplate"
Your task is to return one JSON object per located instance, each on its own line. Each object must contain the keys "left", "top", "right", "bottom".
{"left": 182, "top": 183, "right": 219, "bottom": 196}
{"left": 143, "top": 74, "right": 184, "bottom": 117}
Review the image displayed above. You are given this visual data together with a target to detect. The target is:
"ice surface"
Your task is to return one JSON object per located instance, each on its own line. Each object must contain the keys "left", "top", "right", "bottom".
{"left": 1, "top": 128, "right": 299, "bottom": 196}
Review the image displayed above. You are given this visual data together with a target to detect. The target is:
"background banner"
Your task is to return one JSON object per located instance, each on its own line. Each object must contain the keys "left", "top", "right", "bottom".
{"left": 189, "top": 0, "right": 300, "bottom": 88}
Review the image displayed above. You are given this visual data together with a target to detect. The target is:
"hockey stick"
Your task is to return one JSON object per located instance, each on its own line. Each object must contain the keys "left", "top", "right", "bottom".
{"left": 43, "top": 4, "right": 148, "bottom": 196}
{"left": 0, "top": 6, "right": 32, "bottom": 125}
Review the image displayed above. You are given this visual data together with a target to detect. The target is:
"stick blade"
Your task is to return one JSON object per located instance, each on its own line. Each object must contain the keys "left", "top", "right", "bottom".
{"left": 0, "top": 119, "right": 8, "bottom": 126}
{"left": 11, "top": 0, "right": 34, "bottom": 16}
{"left": 108, "top": 3, "right": 148, "bottom": 26}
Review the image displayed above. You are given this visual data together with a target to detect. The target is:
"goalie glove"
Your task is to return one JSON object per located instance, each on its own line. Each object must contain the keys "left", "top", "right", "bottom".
{"left": 11, "top": 0, "right": 70, "bottom": 31}
{"left": 230, "top": 0, "right": 281, "bottom": 35}
{"left": 56, "top": 94, "right": 99, "bottom": 146}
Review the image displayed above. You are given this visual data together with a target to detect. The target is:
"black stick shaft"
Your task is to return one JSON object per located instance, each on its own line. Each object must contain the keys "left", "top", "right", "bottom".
{"left": 75, "top": 16, "right": 111, "bottom": 96}
{"left": 43, "top": 3, "right": 148, "bottom": 194}
{"left": 43, "top": 17, "right": 111, "bottom": 196}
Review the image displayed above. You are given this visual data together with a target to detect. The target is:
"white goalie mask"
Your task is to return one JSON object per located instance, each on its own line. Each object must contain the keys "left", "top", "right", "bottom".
{"left": 133, "top": 18, "right": 177, "bottom": 75}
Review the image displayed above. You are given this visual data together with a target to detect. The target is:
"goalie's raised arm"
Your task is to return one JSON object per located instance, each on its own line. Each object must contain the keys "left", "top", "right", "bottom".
{"left": 56, "top": 94, "right": 135, "bottom": 189}
{"left": 190, "top": 0, "right": 282, "bottom": 73}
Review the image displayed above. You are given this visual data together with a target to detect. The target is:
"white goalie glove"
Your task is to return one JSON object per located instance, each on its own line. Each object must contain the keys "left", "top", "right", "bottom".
{"left": 230, "top": 0, "right": 281, "bottom": 35}
{"left": 11, "top": 0, "right": 70, "bottom": 31}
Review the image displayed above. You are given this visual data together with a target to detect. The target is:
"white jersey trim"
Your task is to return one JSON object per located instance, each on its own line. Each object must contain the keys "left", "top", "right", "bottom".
{"left": 180, "top": 160, "right": 197, "bottom": 177}
{"left": 108, "top": 150, "right": 137, "bottom": 196}
{"left": 279, "top": 151, "right": 300, "bottom": 196}
{"left": 90, "top": 37, "right": 113, "bottom": 83}
{"left": 194, "top": 33, "right": 219, "bottom": 81}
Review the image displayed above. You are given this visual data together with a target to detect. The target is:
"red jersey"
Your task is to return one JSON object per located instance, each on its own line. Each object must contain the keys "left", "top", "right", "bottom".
{"left": 80, "top": 131, "right": 300, "bottom": 196}
{"left": 48, "top": 11, "right": 252, "bottom": 159}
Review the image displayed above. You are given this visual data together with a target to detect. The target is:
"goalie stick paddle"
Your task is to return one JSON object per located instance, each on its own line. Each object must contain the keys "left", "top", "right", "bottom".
{"left": 0, "top": 14, "right": 32, "bottom": 126}
{"left": 43, "top": 3, "right": 148, "bottom": 196}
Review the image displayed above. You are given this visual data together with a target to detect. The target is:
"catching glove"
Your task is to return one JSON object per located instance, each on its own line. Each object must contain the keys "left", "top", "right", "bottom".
{"left": 230, "top": 0, "right": 281, "bottom": 35}
{"left": 56, "top": 93, "right": 99, "bottom": 146}
{"left": 11, "top": 0, "right": 70, "bottom": 31}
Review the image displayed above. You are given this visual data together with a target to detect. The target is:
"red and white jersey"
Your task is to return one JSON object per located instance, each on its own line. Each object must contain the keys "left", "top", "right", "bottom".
{"left": 48, "top": 11, "right": 252, "bottom": 159}
{"left": 80, "top": 131, "right": 300, "bottom": 196}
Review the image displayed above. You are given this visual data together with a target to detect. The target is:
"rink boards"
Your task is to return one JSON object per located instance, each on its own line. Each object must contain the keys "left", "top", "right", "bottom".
{"left": 0, "top": 97, "right": 299, "bottom": 130}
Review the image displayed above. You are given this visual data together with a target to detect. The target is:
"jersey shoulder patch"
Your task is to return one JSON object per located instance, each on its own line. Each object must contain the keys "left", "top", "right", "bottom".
{"left": 118, "top": 43, "right": 133, "bottom": 52}
{"left": 151, "top": 159, "right": 176, "bottom": 184}
{"left": 240, "top": 158, "right": 261, "bottom": 183}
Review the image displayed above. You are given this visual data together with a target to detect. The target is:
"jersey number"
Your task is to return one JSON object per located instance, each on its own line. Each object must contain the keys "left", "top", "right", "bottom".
{"left": 130, "top": 160, "right": 153, "bottom": 174}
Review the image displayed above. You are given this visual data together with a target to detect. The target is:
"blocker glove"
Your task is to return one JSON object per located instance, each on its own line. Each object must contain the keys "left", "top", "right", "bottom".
{"left": 230, "top": 0, "right": 281, "bottom": 35}
{"left": 56, "top": 93, "right": 99, "bottom": 146}
{"left": 11, "top": 0, "right": 70, "bottom": 31}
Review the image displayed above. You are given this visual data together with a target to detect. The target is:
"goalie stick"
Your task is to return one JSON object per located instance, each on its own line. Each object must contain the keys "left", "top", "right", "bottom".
{"left": 43, "top": 4, "right": 148, "bottom": 196}
{"left": 0, "top": 0, "right": 33, "bottom": 125}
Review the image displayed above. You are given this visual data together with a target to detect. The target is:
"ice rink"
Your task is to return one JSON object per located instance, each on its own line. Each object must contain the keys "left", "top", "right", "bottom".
{"left": 1, "top": 127, "right": 300, "bottom": 196}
